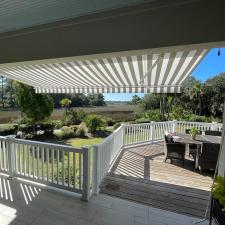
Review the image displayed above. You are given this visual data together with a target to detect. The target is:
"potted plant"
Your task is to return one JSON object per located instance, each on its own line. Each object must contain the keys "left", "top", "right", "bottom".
{"left": 211, "top": 176, "right": 225, "bottom": 224}
{"left": 189, "top": 128, "right": 200, "bottom": 140}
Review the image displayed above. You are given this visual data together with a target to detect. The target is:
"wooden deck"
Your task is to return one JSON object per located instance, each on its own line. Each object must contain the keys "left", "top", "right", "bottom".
{"left": 100, "top": 142, "right": 214, "bottom": 218}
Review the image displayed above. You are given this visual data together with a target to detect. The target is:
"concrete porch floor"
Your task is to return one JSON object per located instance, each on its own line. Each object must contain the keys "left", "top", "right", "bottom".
{"left": 0, "top": 173, "right": 212, "bottom": 225}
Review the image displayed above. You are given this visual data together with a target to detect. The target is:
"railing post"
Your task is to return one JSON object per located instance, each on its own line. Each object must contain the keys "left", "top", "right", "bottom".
{"left": 120, "top": 123, "right": 126, "bottom": 146}
{"left": 172, "top": 120, "right": 177, "bottom": 133}
{"left": 150, "top": 121, "right": 154, "bottom": 143}
{"left": 6, "top": 135, "right": 16, "bottom": 178}
{"left": 82, "top": 146, "right": 90, "bottom": 201}
{"left": 92, "top": 145, "right": 99, "bottom": 195}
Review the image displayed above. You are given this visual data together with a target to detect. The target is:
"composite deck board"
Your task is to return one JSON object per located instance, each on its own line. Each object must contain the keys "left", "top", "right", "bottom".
{"left": 100, "top": 142, "right": 213, "bottom": 218}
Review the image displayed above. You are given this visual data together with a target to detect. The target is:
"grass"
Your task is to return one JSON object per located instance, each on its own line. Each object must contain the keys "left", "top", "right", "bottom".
{"left": 14, "top": 136, "right": 103, "bottom": 190}
{"left": 66, "top": 137, "right": 103, "bottom": 148}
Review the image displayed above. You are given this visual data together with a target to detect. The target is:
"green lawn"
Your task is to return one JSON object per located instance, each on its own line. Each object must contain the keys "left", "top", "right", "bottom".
{"left": 66, "top": 137, "right": 103, "bottom": 148}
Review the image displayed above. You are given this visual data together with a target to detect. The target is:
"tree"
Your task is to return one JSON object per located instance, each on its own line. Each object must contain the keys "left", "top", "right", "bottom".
{"left": 141, "top": 94, "right": 160, "bottom": 110}
{"left": 188, "top": 82, "right": 204, "bottom": 116}
{"left": 88, "top": 94, "right": 106, "bottom": 106}
{"left": 15, "top": 83, "right": 53, "bottom": 123}
{"left": 85, "top": 115, "right": 106, "bottom": 133}
{"left": 131, "top": 95, "right": 141, "bottom": 105}
{"left": 4, "top": 78, "right": 17, "bottom": 108}
{"left": 60, "top": 98, "right": 72, "bottom": 113}
{"left": 203, "top": 73, "right": 225, "bottom": 117}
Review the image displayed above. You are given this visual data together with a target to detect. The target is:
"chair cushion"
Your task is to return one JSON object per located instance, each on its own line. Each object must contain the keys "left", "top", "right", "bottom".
{"left": 165, "top": 134, "right": 174, "bottom": 143}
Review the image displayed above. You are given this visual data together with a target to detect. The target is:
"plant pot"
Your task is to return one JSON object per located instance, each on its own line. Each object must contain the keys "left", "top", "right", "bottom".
{"left": 190, "top": 134, "right": 196, "bottom": 140}
{"left": 212, "top": 198, "right": 225, "bottom": 225}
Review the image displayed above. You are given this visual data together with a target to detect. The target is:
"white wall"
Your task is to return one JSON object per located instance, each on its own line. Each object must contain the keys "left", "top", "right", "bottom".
{"left": 218, "top": 103, "right": 225, "bottom": 177}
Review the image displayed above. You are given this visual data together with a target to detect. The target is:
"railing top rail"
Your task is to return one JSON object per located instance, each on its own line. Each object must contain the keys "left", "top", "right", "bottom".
{"left": 124, "top": 121, "right": 172, "bottom": 126}
{"left": 98, "top": 125, "right": 123, "bottom": 146}
{"left": 9, "top": 137, "right": 83, "bottom": 153}
{"left": 175, "top": 120, "right": 222, "bottom": 125}
{"left": 0, "top": 136, "right": 7, "bottom": 141}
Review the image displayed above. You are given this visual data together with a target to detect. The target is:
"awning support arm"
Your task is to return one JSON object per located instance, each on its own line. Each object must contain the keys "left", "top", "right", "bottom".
{"left": 139, "top": 54, "right": 163, "bottom": 85}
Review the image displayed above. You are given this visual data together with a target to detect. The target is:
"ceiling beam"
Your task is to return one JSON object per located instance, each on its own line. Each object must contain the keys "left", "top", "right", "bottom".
{"left": 0, "top": 0, "right": 224, "bottom": 64}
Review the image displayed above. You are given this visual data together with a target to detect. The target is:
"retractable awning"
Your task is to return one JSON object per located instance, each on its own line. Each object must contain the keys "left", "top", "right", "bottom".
{"left": 0, "top": 44, "right": 209, "bottom": 94}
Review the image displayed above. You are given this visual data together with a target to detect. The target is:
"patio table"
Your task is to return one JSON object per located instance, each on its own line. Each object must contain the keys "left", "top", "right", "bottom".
{"left": 172, "top": 134, "right": 221, "bottom": 169}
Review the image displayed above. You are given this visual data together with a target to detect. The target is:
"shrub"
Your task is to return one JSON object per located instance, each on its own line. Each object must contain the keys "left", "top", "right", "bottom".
{"left": 62, "top": 109, "right": 86, "bottom": 126}
{"left": 0, "top": 124, "right": 18, "bottom": 136}
{"left": 60, "top": 126, "right": 77, "bottom": 139}
{"left": 144, "top": 109, "right": 161, "bottom": 122}
{"left": 104, "top": 117, "right": 115, "bottom": 126}
{"left": 85, "top": 115, "right": 106, "bottom": 133}
{"left": 187, "top": 114, "right": 210, "bottom": 122}
{"left": 38, "top": 121, "right": 55, "bottom": 135}
{"left": 212, "top": 176, "right": 225, "bottom": 211}
{"left": 51, "top": 120, "right": 63, "bottom": 129}
{"left": 135, "top": 118, "right": 151, "bottom": 123}
{"left": 113, "top": 122, "right": 121, "bottom": 130}
{"left": 76, "top": 123, "right": 87, "bottom": 137}
{"left": 18, "top": 124, "right": 34, "bottom": 134}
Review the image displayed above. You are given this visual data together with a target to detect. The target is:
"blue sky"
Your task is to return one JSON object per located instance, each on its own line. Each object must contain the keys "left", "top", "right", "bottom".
{"left": 104, "top": 48, "right": 225, "bottom": 101}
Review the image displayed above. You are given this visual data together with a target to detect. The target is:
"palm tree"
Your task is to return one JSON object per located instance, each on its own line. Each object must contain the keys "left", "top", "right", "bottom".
{"left": 188, "top": 83, "right": 204, "bottom": 116}
{"left": 60, "top": 98, "right": 72, "bottom": 113}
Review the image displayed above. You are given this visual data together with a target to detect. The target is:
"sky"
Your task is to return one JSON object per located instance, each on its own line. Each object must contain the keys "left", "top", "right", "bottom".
{"left": 104, "top": 48, "right": 225, "bottom": 101}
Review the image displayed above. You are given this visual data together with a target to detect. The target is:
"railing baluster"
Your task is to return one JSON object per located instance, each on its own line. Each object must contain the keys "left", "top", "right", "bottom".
{"left": 79, "top": 153, "right": 82, "bottom": 190}
{"left": 2, "top": 141, "right": 4, "bottom": 170}
{"left": 19, "top": 144, "right": 21, "bottom": 175}
{"left": 32, "top": 146, "right": 35, "bottom": 178}
{"left": 51, "top": 149, "right": 54, "bottom": 183}
{"left": 41, "top": 147, "right": 44, "bottom": 181}
{"left": 37, "top": 147, "right": 40, "bottom": 180}
{"left": 73, "top": 152, "right": 76, "bottom": 189}
{"left": 57, "top": 150, "right": 59, "bottom": 184}
{"left": 28, "top": 145, "right": 30, "bottom": 176}
{"left": 15, "top": 143, "right": 17, "bottom": 173}
{"left": 46, "top": 148, "right": 49, "bottom": 182}
{"left": 62, "top": 151, "right": 65, "bottom": 186}
{"left": 23, "top": 145, "right": 26, "bottom": 175}
{"left": 68, "top": 152, "right": 70, "bottom": 187}
{"left": 0, "top": 141, "right": 2, "bottom": 170}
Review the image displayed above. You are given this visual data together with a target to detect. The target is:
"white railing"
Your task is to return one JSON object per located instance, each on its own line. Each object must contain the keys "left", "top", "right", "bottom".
{"left": 0, "top": 136, "right": 8, "bottom": 173}
{"left": 123, "top": 120, "right": 222, "bottom": 146}
{"left": 0, "top": 136, "right": 91, "bottom": 200}
{"left": 174, "top": 121, "right": 223, "bottom": 133}
{"left": 123, "top": 121, "right": 174, "bottom": 145}
{"left": 92, "top": 125, "right": 124, "bottom": 194}
{"left": 0, "top": 120, "right": 223, "bottom": 199}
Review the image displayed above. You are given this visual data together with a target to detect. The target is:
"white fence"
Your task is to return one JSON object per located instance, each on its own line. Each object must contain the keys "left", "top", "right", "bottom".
{"left": 123, "top": 120, "right": 222, "bottom": 146}
{"left": 0, "top": 137, "right": 8, "bottom": 173}
{"left": 92, "top": 125, "right": 124, "bottom": 194}
{"left": 0, "top": 120, "right": 222, "bottom": 199}
{"left": 0, "top": 136, "right": 91, "bottom": 200}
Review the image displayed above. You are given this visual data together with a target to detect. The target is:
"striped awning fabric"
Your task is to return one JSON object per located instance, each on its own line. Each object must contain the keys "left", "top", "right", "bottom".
{"left": 0, "top": 46, "right": 209, "bottom": 94}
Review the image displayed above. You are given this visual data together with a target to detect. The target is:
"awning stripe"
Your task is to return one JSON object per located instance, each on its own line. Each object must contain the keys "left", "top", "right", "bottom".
{"left": 0, "top": 47, "right": 209, "bottom": 94}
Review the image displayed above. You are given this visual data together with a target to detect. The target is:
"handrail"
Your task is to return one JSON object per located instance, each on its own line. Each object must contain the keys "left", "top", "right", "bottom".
{"left": 11, "top": 137, "right": 83, "bottom": 153}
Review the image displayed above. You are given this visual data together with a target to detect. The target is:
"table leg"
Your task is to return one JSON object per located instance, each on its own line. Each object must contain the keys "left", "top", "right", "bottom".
{"left": 195, "top": 145, "right": 200, "bottom": 170}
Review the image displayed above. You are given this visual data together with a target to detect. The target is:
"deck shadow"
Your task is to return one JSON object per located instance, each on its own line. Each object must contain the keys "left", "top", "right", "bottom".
{"left": 100, "top": 142, "right": 214, "bottom": 218}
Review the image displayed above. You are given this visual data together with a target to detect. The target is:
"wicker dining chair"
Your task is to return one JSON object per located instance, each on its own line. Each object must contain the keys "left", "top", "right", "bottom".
{"left": 204, "top": 130, "right": 222, "bottom": 136}
{"left": 185, "top": 129, "right": 201, "bottom": 159}
{"left": 164, "top": 135, "right": 186, "bottom": 166}
{"left": 198, "top": 142, "right": 220, "bottom": 172}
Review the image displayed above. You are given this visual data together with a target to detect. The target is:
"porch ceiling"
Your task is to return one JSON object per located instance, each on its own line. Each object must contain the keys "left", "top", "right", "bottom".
{"left": 0, "top": 44, "right": 210, "bottom": 94}
{"left": 0, "top": 0, "right": 148, "bottom": 33}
